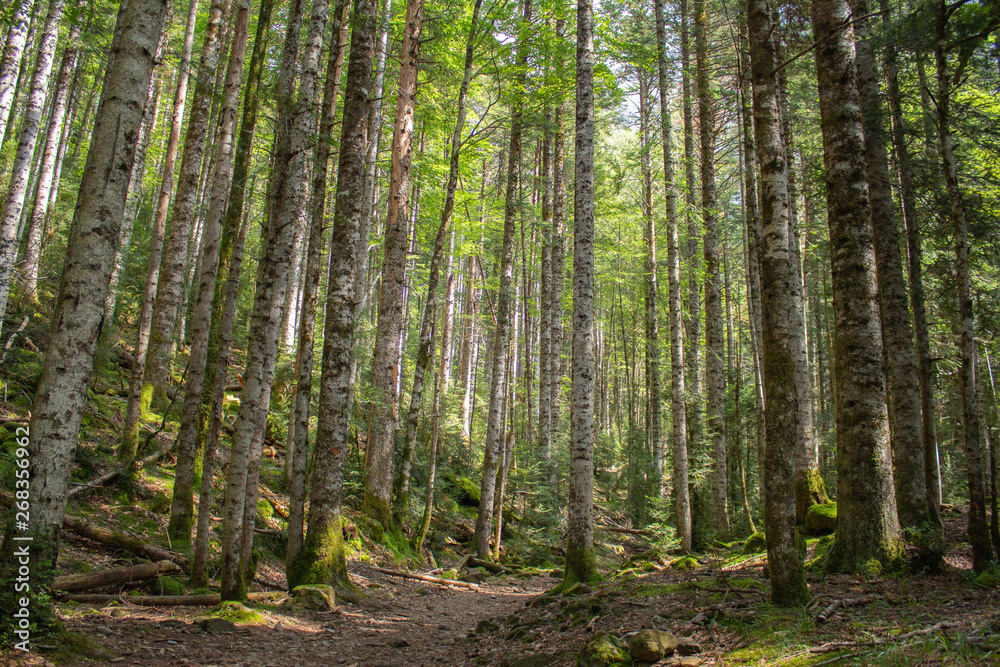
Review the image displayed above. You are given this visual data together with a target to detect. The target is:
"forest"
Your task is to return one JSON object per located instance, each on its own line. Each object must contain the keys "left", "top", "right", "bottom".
{"left": 0, "top": 0, "right": 999, "bottom": 661}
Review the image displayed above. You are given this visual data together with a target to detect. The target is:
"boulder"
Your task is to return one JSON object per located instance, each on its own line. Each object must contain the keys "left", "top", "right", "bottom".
{"left": 290, "top": 584, "right": 336, "bottom": 611}
{"left": 576, "top": 633, "right": 633, "bottom": 667}
{"left": 198, "top": 618, "right": 237, "bottom": 634}
{"left": 804, "top": 503, "right": 837, "bottom": 536}
{"left": 627, "top": 629, "right": 678, "bottom": 663}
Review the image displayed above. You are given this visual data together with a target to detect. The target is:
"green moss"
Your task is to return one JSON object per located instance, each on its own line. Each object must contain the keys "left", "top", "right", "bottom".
{"left": 742, "top": 531, "right": 767, "bottom": 554}
{"left": 210, "top": 601, "right": 264, "bottom": 624}
{"left": 458, "top": 476, "right": 482, "bottom": 506}
{"left": 575, "top": 632, "right": 633, "bottom": 667}
{"left": 256, "top": 498, "right": 274, "bottom": 522}
{"left": 286, "top": 516, "right": 350, "bottom": 591}
{"left": 151, "top": 576, "right": 186, "bottom": 596}
{"left": 671, "top": 555, "right": 699, "bottom": 570}
{"left": 804, "top": 503, "right": 837, "bottom": 536}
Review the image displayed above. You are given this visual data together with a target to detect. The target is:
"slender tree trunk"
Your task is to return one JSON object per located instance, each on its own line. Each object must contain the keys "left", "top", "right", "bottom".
{"left": 0, "top": 0, "right": 36, "bottom": 151}
{"left": 286, "top": 0, "right": 376, "bottom": 590}
{"left": 813, "top": 0, "right": 901, "bottom": 573}
{"left": 655, "top": 0, "right": 690, "bottom": 552}
{"left": 144, "top": 0, "right": 227, "bottom": 404}
{"left": 747, "top": 0, "right": 809, "bottom": 606}
{"left": 168, "top": 0, "right": 252, "bottom": 543}
{"left": 219, "top": 0, "right": 313, "bottom": 600}
{"left": 851, "top": 0, "right": 928, "bottom": 529}
{"left": 364, "top": 0, "right": 424, "bottom": 529}
{"left": 395, "top": 0, "right": 480, "bottom": 526}
{"left": 17, "top": 0, "right": 168, "bottom": 575}
{"left": 696, "top": 0, "right": 727, "bottom": 540}
{"left": 473, "top": 0, "right": 530, "bottom": 561}
{"left": 20, "top": 7, "right": 83, "bottom": 298}
{"left": 637, "top": 71, "right": 663, "bottom": 497}
{"left": 562, "top": 0, "right": 597, "bottom": 587}
{"left": 118, "top": 0, "right": 200, "bottom": 462}
{"left": 879, "top": 0, "right": 941, "bottom": 523}
{"left": 0, "top": 0, "right": 67, "bottom": 337}
{"left": 934, "top": 0, "right": 990, "bottom": 572}
{"left": 286, "top": 0, "right": 349, "bottom": 565}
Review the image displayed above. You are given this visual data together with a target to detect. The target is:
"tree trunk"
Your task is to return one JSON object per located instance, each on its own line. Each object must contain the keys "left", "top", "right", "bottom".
{"left": 747, "top": 0, "right": 809, "bottom": 606}
{"left": 286, "top": 0, "right": 350, "bottom": 565}
{"left": 395, "top": 0, "right": 480, "bottom": 526}
{"left": 20, "top": 7, "right": 83, "bottom": 298}
{"left": 934, "top": 0, "right": 990, "bottom": 572}
{"left": 0, "top": 0, "right": 36, "bottom": 151}
{"left": 364, "top": 0, "right": 423, "bottom": 529}
{"left": 813, "top": 0, "right": 901, "bottom": 574}
{"left": 562, "top": 0, "right": 597, "bottom": 589}
{"left": 879, "top": 0, "right": 941, "bottom": 523}
{"left": 655, "top": 0, "right": 690, "bottom": 552}
{"left": 168, "top": 0, "right": 253, "bottom": 543}
{"left": 144, "top": 0, "right": 227, "bottom": 404}
{"left": 118, "top": 0, "right": 200, "bottom": 462}
{"left": 15, "top": 0, "right": 168, "bottom": 576}
{"left": 696, "top": 0, "right": 727, "bottom": 541}
{"left": 0, "top": 0, "right": 67, "bottom": 338}
{"left": 286, "top": 0, "right": 377, "bottom": 590}
{"left": 851, "top": 0, "right": 928, "bottom": 529}
{"left": 637, "top": 71, "right": 662, "bottom": 497}
{"left": 473, "top": 0, "right": 530, "bottom": 562}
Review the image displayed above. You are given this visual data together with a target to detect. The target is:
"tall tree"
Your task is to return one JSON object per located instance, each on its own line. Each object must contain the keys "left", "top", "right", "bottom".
{"left": 562, "top": 0, "right": 598, "bottom": 589}
{"left": 0, "top": 0, "right": 36, "bottom": 151}
{"left": 365, "top": 0, "right": 425, "bottom": 529}
{"left": 0, "top": 0, "right": 68, "bottom": 338}
{"left": 473, "top": 0, "right": 531, "bottom": 561}
{"left": 747, "top": 0, "right": 809, "bottom": 606}
{"left": 813, "top": 0, "right": 901, "bottom": 573}
{"left": 286, "top": 0, "right": 378, "bottom": 590}
{"left": 695, "top": 0, "right": 727, "bottom": 540}
{"left": 851, "top": 0, "right": 928, "bottom": 528}
{"left": 18, "top": 0, "right": 168, "bottom": 572}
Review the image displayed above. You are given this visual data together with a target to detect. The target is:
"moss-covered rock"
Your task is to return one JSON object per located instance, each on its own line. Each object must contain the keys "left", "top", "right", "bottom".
{"left": 151, "top": 576, "right": 185, "bottom": 596}
{"left": 804, "top": 503, "right": 837, "bottom": 536}
{"left": 458, "top": 476, "right": 481, "bottom": 507}
{"left": 742, "top": 532, "right": 767, "bottom": 554}
{"left": 576, "top": 633, "right": 633, "bottom": 667}
{"left": 288, "top": 584, "right": 337, "bottom": 611}
{"left": 628, "top": 629, "right": 678, "bottom": 663}
{"left": 671, "top": 556, "right": 699, "bottom": 571}
{"left": 209, "top": 601, "right": 264, "bottom": 624}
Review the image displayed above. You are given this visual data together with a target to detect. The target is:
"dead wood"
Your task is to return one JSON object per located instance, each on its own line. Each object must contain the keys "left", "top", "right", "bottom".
{"left": 1, "top": 316, "right": 30, "bottom": 364}
{"left": 58, "top": 591, "right": 280, "bottom": 606}
{"left": 52, "top": 560, "right": 182, "bottom": 592}
{"left": 67, "top": 444, "right": 172, "bottom": 498}
{"left": 466, "top": 556, "right": 511, "bottom": 574}
{"left": 257, "top": 484, "right": 289, "bottom": 519}
{"left": 61, "top": 514, "right": 191, "bottom": 571}
{"left": 816, "top": 596, "right": 875, "bottom": 624}
{"left": 596, "top": 523, "right": 650, "bottom": 536}
{"left": 367, "top": 565, "right": 480, "bottom": 590}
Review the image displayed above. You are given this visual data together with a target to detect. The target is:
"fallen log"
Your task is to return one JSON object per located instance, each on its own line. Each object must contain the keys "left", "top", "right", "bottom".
{"left": 257, "top": 484, "right": 289, "bottom": 519}
{"left": 367, "top": 565, "right": 480, "bottom": 590}
{"left": 597, "top": 524, "right": 650, "bottom": 537}
{"left": 816, "top": 596, "right": 875, "bottom": 624}
{"left": 61, "top": 514, "right": 191, "bottom": 571}
{"left": 466, "top": 557, "right": 511, "bottom": 574}
{"left": 67, "top": 444, "right": 172, "bottom": 498}
{"left": 58, "top": 591, "right": 280, "bottom": 606}
{"left": 52, "top": 560, "right": 181, "bottom": 592}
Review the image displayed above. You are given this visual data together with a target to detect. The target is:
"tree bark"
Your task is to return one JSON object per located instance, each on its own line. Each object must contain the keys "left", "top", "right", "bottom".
{"left": 473, "top": 0, "right": 530, "bottom": 562}
{"left": 747, "top": 0, "right": 809, "bottom": 606}
{"left": 144, "top": 0, "right": 227, "bottom": 404}
{"left": 118, "top": 0, "right": 200, "bottom": 461}
{"left": 286, "top": 0, "right": 377, "bottom": 590}
{"left": 851, "top": 0, "right": 928, "bottom": 529}
{"left": 364, "top": 0, "right": 424, "bottom": 529}
{"left": 16, "top": 0, "right": 168, "bottom": 575}
{"left": 0, "top": 0, "right": 68, "bottom": 337}
{"left": 0, "top": 0, "right": 36, "bottom": 151}
{"left": 562, "top": 0, "right": 597, "bottom": 588}
{"left": 813, "top": 0, "right": 901, "bottom": 574}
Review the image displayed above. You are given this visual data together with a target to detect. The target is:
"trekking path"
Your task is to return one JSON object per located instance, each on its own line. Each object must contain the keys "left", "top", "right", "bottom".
{"left": 52, "top": 565, "right": 556, "bottom": 667}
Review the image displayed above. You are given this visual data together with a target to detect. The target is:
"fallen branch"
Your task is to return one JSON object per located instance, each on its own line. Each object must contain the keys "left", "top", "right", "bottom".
{"left": 58, "top": 591, "right": 280, "bottom": 606}
{"left": 816, "top": 596, "right": 874, "bottom": 624}
{"left": 367, "top": 565, "right": 480, "bottom": 590}
{"left": 0, "top": 316, "right": 30, "bottom": 364}
{"left": 597, "top": 523, "right": 650, "bottom": 537}
{"left": 466, "top": 557, "right": 511, "bottom": 574}
{"left": 257, "top": 484, "right": 289, "bottom": 519}
{"left": 52, "top": 560, "right": 181, "bottom": 592}
{"left": 67, "top": 444, "right": 172, "bottom": 498}
{"left": 894, "top": 621, "right": 959, "bottom": 642}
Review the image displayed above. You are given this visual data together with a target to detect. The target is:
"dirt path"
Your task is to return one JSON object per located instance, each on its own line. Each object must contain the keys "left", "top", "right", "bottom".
{"left": 53, "top": 566, "right": 556, "bottom": 667}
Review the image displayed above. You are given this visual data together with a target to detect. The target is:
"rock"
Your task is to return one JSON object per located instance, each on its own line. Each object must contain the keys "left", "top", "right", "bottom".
{"left": 198, "top": 618, "right": 237, "bottom": 634}
{"left": 94, "top": 626, "right": 113, "bottom": 636}
{"left": 290, "top": 584, "right": 336, "bottom": 611}
{"left": 576, "top": 632, "right": 633, "bottom": 667}
{"left": 678, "top": 657, "right": 703, "bottom": 666}
{"left": 675, "top": 637, "right": 702, "bottom": 655}
{"left": 158, "top": 620, "right": 187, "bottom": 629}
{"left": 475, "top": 619, "right": 500, "bottom": 634}
{"left": 461, "top": 568, "right": 490, "bottom": 584}
{"left": 388, "top": 639, "right": 410, "bottom": 648}
{"left": 804, "top": 503, "right": 837, "bottom": 536}
{"left": 628, "top": 629, "right": 678, "bottom": 662}
{"left": 741, "top": 531, "right": 767, "bottom": 554}
{"left": 109, "top": 608, "right": 128, "bottom": 618}
{"left": 671, "top": 556, "right": 699, "bottom": 571}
